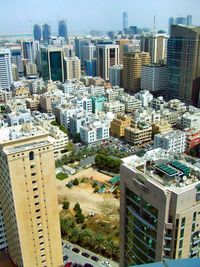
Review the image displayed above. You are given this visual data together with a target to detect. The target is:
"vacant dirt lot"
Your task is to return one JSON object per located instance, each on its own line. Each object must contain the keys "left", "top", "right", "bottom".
{"left": 56, "top": 168, "right": 119, "bottom": 221}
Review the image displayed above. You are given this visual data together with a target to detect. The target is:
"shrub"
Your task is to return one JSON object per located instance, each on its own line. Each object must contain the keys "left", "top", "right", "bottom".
{"left": 56, "top": 172, "right": 69, "bottom": 180}
{"left": 73, "top": 178, "right": 79, "bottom": 186}
{"left": 76, "top": 213, "right": 85, "bottom": 224}
{"left": 62, "top": 201, "right": 70, "bottom": 210}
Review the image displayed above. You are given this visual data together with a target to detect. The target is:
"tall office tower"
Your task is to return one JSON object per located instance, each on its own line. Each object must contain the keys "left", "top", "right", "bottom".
{"left": 0, "top": 49, "right": 13, "bottom": 90}
{"left": 10, "top": 46, "right": 24, "bottom": 76}
{"left": 42, "top": 24, "right": 51, "bottom": 44}
{"left": 187, "top": 15, "right": 192, "bottom": 26}
{"left": 0, "top": 206, "right": 7, "bottom": 250}
{"left": 116, "top": 39, "right": 130, "bottom": 64}
{"left": 75, "top": 38, "right": 90, "bottom": 63}
{"left": 123, "top": 51, "right": 151, "bottom": 93}
{"left": 167, "top": 25, "right": 200, "bottom": 106}
{"left": 58, "top": 20, "right": 68, "bottom": 40}
{"left": 65, "top": 57, "right": 81, "bottom": 80}
{"left": 97, "top": 44, "right": 119, "bottom": 81}
{"left": 82, "top": 43, "right": 96, "bottom": 61}
{"left": 84, "top": 59, "right": 97, "bottom": 77}
{"left": 168, "top": 17, "right": 175, "bottom": 35}
{"left": 41, "top": 47, "right": 65, "bottom": 82}
{"left": 0, "top": 126, "right": 63, "bottom": 267}
{"left": 109, "top": 65, "right": 123, "bottom": 86}
{"left": 63, "top": 44, "right": 75, "bottom": 58}
{"left": 120, "top": 148, "right": 200, "bottom": 267}
{"left": 22, "top": 40, "right": 35, "bottom": 64}
{"left": 123, "top": 12, "right": 128, "bottom": 31}
{"left": 140, "top": 34, "right": 168, "bottom": 64}
{"left": 34, "top": 24, "right": 42, "bottom": 41}
{"left": 176, "top": 17, "right": 187, "bottom": 25}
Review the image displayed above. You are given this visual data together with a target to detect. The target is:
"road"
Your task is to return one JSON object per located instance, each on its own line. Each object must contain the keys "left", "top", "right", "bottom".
{"left": 62, "top": 240, "right": 119, "bottom": 267}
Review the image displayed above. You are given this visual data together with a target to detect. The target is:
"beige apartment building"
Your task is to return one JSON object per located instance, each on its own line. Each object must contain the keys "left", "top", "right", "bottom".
{"left": 116, "top": 39, "right": 130, "bottom": 64}
{"left": 0, "top": 125, "right": 63, "bottom": 267}
{"left": 123, "top": 52, "right": 151, "bottom": 93}
{"left": 65, "top": 57, "right": 81, "bottom": 80}
{"left": 111, "top": 115, "right": 131, "bottom": 137}
{"left": 125, "top": 121, "right": 152, "bottom": 145}
{"left": 120, "top": 148, "right": 200, "bottom": 266}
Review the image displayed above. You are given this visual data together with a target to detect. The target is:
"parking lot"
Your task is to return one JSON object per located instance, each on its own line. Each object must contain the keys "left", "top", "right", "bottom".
{"left": 62, "top": 240, "right": 119, "bottom": 267}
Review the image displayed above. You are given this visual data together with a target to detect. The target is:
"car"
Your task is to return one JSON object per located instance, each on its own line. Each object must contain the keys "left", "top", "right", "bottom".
{"left": 64, "top": 262, "right": 72, "bottom": 267}
{"left": 81, "top": 252, "right": 90, "bottom": 258}
{"left": 63, "top": 255, "right": 68, "bottom": 262}
{"left": 73, "top": 264, "right": 83, "bottom": 267}
{"left": 63, "top": 244, "right": 71, "bottom": 249}
{"left": 72, "top": 247, "right": 80, "bottom": 253}
{"left": 84, "top": 264, "right": 94, "bottom": 267}
{"left": 91, "top": 255, "right": 99, "bottom": 262}
{"left": 102, "top": 261, "right": 111, "bottom": 266}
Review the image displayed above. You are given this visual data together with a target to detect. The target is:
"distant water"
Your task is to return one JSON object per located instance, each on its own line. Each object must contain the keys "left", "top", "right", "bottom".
{"left": 0, "top": 34, "right": 33, "bottom": 41}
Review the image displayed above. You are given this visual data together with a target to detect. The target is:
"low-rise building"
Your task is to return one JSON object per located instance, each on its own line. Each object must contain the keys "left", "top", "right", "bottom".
{"left": 104, "top": 101, "right": 125, "bottom": 114}
{"left": 181, "top": 113, "right": 200, "bottom": 130}
{"left": 152, "top": 120, "right": 172, "bottom": 135}
{"left": 185, "top": 128, "right": 200, "bottom": 152}
{"left": 119, "top": 94, "right": 142, "bottom": 113}
{"left": 26, "top": 96, "right": 40, "bottom": 111}
{"left": 154, "top": 130, "right": 186, "bottom": 153}
{"left": 151, "top": 96, "right": 166, "bottom": 111}
{"left": 80, "top": 120, "right": 110, "bottom": 144}
{"left": 125, "top": 121, "right": 152, "bottom": 145}
{"left": 7, "top": 109, "right": 32, "bottom": 126}
{"left": 111, "top": 115, "right": 131, "bottom": 137}
{"left": 13, "top": 87, "right": 30, "bottom": 99}
{"left": 91, "top": 95, "right": 107, "bottom": 114}
{"left": 106, "top": 87, "right": 124, "bottom": 102}
{"left": 135, "top": 90, "right": 153, "bottom": 107}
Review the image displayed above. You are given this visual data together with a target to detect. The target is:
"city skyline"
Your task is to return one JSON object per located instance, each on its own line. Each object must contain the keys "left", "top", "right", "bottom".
{"left": 0, "top": 0, "right": 200, "bottom": 35}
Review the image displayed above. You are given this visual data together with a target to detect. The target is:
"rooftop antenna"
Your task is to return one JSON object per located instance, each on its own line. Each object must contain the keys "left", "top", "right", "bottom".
{"left": 154, "top": 15, "right": 156, "bottom": 35}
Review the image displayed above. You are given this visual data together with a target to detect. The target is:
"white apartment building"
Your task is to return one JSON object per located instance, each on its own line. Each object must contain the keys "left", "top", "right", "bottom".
{"left": 109, "top": 65, "right": 123, "bottom": 86}
{"left": 119, "top": 94, "right": 142, "bottom": 113}
{"left": 135, "top": 90, "right": 153, "bottom": 107}
{"left": 65, "top": 57, "right": 81, "bottom": 80}
{"left": 151, "top": 96, "right": 166, "bottom": 111}
{"left": 7, "top": 109, "right": 32, "bottom": 126}
{"left": 133, "top": 107, "right": 161, "bottom": 124}
{"left": 181, "top": 113, "right": 200, "bottom": 130}
{"left": 141, "top": 64, "right": 167, "bottom": 92}
{"left": 106, "top": 87, "right": 124, "bottom": 102}
{"left": 104, "top": 101, "right": 125, "bottom": 114}
{"left": 154, "top": 130, "right": 186, "bottom": 153}
{"left": 0, "top": 49, "right": 13, "bottom": 90}
{"left": 80, "top": 120, "right": 110, "bottom": 144}
{"left": 72, "top": 96, "right": 92, "bottom": 113}
{"left": 60, "top": 108, "right": 82, "bottom": 129}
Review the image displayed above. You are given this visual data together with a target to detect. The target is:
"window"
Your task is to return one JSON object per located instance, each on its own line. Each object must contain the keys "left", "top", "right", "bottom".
{"left": 29, "top": 151, "right": 34, "bottom": 161}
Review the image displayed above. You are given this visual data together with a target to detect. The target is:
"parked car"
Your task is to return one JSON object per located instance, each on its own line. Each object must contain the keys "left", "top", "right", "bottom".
{"left": 64, "top": 262, "right": 72, "bottom": 267}
{"left": 84, "top": 264, "right": 94, "bottom": 267}
{"left": 81, "top": 252, "right": 90, "bottom": 258}
{"left": 63, "top": 255, "right": 68, "bottom": 263}
{"left": 63, "top": 244, "right": 71, "bottom": 249}
{"left": 91, "top": 255, "right": 99, "bottom": 262}
{"left": 102, "top": 261, "right": 111, "bottom": 266}
{"left": 72, "top": 247, "right": 80, "bottom": 253}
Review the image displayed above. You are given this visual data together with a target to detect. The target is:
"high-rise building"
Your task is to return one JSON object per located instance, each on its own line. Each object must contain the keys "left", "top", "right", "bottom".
{"left": 58, "top": 20, "right": 68, "bottom": 40}
{"left": 116, "top": 39, "right": 130, "bottom": 64}
{"left": 22, "top": 40, "right": 35, "bottom": 64}
{"left": 120, "top": 148, "right": 200, "bottom": 266}
{"left": 41, "top": 47, "right": 65, "bottom": 82}
{"left": 25, "top": 63, "right": 37, "bottom": 76}
{"left": 123, "top": 12, "right": 128, "bottom": 31}
{"left": 82, "top": 43, "right": 96, "bottom": 61}
{"left": 42, "top": 24, "right": 51, "bottom": 44}
{"left": 97, "top": 44, "right": 119, "bottom": 81}
{"left": 65, "top": 57, "right": 81, "bottom": 80}
{"left": 0, "top": 125, "right": 63, "bottom": 267}
{"left": 176, "top": 17, "right": 187, "bottom": 25}
{"left": 10, "top": 46, "right": 24, "bottom": 76}
{"left": 33, "top": 24, "right": 42, "bottom": 41}
{"left": 140, "top": 34, "right": 168, "bottom": 64}
{"left": 141, "top": 64, "right": 167, "bottom": 93}
{"left": 187, "top": 15, "right": 192, "bottom": 26}
{"left": 123, "top": 51, "right": 151, "bottom": 93}
{"left": 75, "top": 38, "right": 90, "bottom": 63}
{"left": 109, "top": 65, "right": 123, "bottom": 86}
{"left": 84, "top": 59, "right": 97, "bottom": 77}
{"left": 0, "top": 48, "right": 13, "bottom": 90}
{"left": 167, "top": 25, "right": 200, "bottom": 106}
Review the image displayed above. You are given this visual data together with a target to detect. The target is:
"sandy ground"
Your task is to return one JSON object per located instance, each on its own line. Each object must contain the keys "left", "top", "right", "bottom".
{"left": 56, "top": 168, "right": 119, "bottom": 221}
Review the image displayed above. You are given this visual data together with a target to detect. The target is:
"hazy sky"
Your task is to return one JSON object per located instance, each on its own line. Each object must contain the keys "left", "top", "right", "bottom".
{"left": 0, "top": 0, "right": 200, "bottom": 35}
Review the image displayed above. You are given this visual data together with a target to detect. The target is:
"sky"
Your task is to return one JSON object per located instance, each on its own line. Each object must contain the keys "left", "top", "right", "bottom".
{"left": 0, "top": 0, "right": 200, "bottom": 35}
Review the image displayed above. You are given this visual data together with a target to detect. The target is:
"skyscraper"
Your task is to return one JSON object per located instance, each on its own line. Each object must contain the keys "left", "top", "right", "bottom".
{"left": 168, "top": 17, "right": 175, "bottom": 35}
{"left": 10, "top": 46, "right": 24, "bottom": 76}
{"left": 167, "top": 25, "right": 200, "bottom": 106}
{"left": 176, "top": 17, "right": 187, "bottom": 25}
{"left": 58, "top": 20, "right": 68, "bottom": 40}
{"left": 41, "top": 47, "right": 65, "bottom": 82}
{"left": 96, "top": 44, "right": 119, "bottom": 81}
{"left": 123, "top": 51, "right": 151, "bottom": 93}
{"left": 120, "top": 148, "right": 200, "bottom": 266}
{"left": 140, "top": 34, "right": 168, "bottom": 64}
{"left": 0, "top": 48, "right": 13, "bottom": 90}
{"left": 123, "top": 12, "right": 128, "bottom": 31}
{"left": 22, "top": 40, "right": 35, "bottom": 64}
{"left": 187, "top": 15, "right": 192, "bottom": 26}
{"left": 0, "top": 125, "right": 63, "bottom": 267}
{"left": 42, "top": 24, "right": 51, "bottom": 44}
{"left": 65, "top": 57, "right": 81, "bottom": 80}
{"left": 33, "top": 24, "right": 42, "bottom": 41}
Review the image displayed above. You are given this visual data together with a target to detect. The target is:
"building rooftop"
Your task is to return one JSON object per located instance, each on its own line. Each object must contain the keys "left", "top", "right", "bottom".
{"left": 122, "top": 148, "right": 200, "bottom": 191}
{"left": 132, "top": 258, "right": 200, "bottom": 267}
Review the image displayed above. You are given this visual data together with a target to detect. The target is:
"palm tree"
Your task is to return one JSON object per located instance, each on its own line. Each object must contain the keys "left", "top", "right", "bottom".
{"left": 70, "top": 227, "right": 83, "bottom": 244}
{"left": 60, "top": 217, "right": 75, "bottom": 238}
{"left": 82, "top": 229, "right": 94, "bottom": 247}
{"left": 94, "top": 234, "right": 105, "bottom": 253}
{"left": 105, "top": 238, "right": 119, "bottom": 260}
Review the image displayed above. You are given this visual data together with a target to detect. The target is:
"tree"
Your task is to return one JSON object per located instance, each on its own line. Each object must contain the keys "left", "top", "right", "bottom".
{"left": 94, "top": 234, "right": 105, "bottom": 253}
{"left": 73, "top": 178, "right": 79, "bottom": 186}
{"left": 60, "top": 217, "right": 75, "bottom": 237}
{"left": 76, "top": 213, "right": 85, "bottom": 224}
{"left": 62, "top": 201, "right": 70, "bottom": 210}
{"left": 82, "top": 229, "right": 94, "bottom": 246}
{"left": 74, "top": 203, "right": 81, "bottom": 214}
{"left": 70, "top": 227, "right": 83, "bottom": 244}
{"left": 66, "top": 141, "right": 74, "bottom": 151}
{"left": 105, "top": 237, "right": 119, "bottom": 259}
